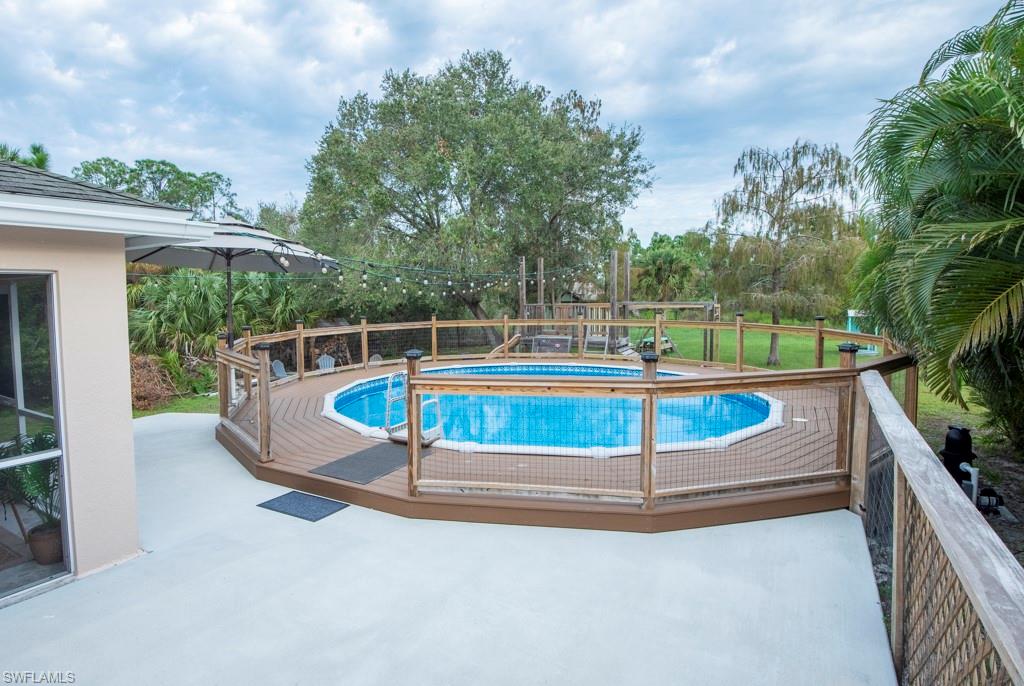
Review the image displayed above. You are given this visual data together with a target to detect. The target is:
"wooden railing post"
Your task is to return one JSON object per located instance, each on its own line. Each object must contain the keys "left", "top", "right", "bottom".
{"left": 735, "top": 312, "right": 745, "bottom": 372}
{"left": 890, "top": 464, "right": 907, "bottom": 678}
{"left": 836, "top": 343, "right": 859, "bottom": 470}
{"left": 430, "top": 314, "right": 438, "bottom": 361}
{"left": 295, "top": 320, "right": 305, "bottom": 380}
{"left": 849, "top": 376, "right": 870, "bottom": 519}
{"left": 361, "top": 318, "right": 369, "bottom": 369}
{"left": 241, "top": 326, "right": 253, "bottom": 396}
{"left": 503, "top": 315, "right": 510, "bottom": 358}
{"left": 904, "top": 363, "right": 919, "bottom": 425}
{"left": 217, "top": 333, "right": 229, "bottom": 418}
{"left": 654, "top": 313, "right": 663, "bottom": 355}
{"left": 405, "top": 349, "right": 423, "bottom": 496}
{"left": 577, "top": 315, "right": 585, "bottom": 359}
{"left": 641, "top": 352, "right": 658, "bottom": 510}
{"left": 253, "top": 343, "right": 273, "bottom": 462}
{"left": 814, "top": 316, "right": 825, "bottom": 368}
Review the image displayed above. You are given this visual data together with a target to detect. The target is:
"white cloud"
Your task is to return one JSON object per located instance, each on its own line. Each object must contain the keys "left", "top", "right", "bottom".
{"left": 0, "top": 0, "right": 997, "bottom": 244}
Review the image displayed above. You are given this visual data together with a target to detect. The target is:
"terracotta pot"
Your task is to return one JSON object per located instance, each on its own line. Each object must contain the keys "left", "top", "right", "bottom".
{"left": 27, "top": 524, "right": 63, "bottom": 566}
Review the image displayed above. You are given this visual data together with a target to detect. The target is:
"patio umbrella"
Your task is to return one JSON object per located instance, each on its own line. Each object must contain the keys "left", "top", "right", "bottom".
{"left": 126, "top": 220, "right": 337, "bottom": 346}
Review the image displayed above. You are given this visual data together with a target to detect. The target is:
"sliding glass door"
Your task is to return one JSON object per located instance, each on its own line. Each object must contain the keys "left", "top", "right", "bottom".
{"left": 0, "top": 274, "right": 69, "bottom": 599}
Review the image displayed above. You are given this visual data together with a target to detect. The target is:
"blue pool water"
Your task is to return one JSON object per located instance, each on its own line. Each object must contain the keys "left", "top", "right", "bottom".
{"left": 328, "top": 364, "right": 778, "bottom": 455}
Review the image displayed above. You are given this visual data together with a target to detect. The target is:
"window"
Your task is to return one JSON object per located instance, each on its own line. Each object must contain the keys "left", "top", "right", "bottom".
{"left": 0, "top": 274, "right": 69, "bottom": 599}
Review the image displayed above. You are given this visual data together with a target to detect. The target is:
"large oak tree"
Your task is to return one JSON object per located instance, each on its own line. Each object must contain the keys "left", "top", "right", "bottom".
{"left": 301, "top": 50, "right": 652, "bottom": 322}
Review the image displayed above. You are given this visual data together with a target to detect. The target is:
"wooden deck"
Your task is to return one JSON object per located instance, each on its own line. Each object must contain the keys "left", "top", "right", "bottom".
{"left": 217, "top": 359, "right": 850, "bottom": 532}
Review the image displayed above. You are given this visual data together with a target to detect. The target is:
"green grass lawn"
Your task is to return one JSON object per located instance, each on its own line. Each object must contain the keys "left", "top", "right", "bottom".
{"left": 0, "top": 406, "right": 54, "bottom": 440}
{"left": 133, "top": 394, "right": 219, "bottom": 418}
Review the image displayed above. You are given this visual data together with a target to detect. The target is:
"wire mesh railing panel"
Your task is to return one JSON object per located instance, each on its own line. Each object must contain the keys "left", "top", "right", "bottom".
{"left": 510, "top": 322, "right": 579, "bottom": 357}
{"left": 865, "top": 409, "right": 895, "bottom": 628}
{"left": 303, "top": 331, "right": 363, "bottom": 372}
{"left": 414, "top": 389, "right": 644, "bottom": 499}
{"left": 265, "top": 338, "right": 299, "bottom": 379}
{"left": 657, "top": 321, "right": 727, "bottom": 364}
{"left": 653, "top": 383, "right": 842, "bottom": 498}
{"left": 366, "top": 326, "right": 432, "bottom": 365}
{"left": 899, "top": 476, "right": 1012, "bottom": 685}
{"left": 436, "top": 324, "right": 503, "bottom": 358}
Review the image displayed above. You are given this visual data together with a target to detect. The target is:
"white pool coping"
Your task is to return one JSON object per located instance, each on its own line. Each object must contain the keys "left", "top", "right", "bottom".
{"left": 322, "top": 362, "right": 785, "bottom": 457}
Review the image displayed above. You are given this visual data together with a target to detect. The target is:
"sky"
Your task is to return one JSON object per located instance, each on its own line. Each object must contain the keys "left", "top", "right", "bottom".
{"left": 0, "top": 0, "right": 997, "bottom": 242}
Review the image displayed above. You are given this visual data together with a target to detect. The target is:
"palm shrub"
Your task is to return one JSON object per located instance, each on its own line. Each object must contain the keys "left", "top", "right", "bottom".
{"left": 127, "top": 269, "right": 339, "bottom": 359}
{"left": 856, "top": 1, "right": 1024, "bottom": 450}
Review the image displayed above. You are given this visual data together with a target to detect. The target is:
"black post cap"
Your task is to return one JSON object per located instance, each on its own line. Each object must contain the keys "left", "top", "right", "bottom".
{"left": 640, "top": 352, "right": 659, "bottom": 363}
{"left": 405, "top": 348, "right": 424, "bottom": 360}
{"left": 242, "top": 325, "right": 253, "bottom": 332}
{"left": 253, "top": 342, "right": 272, "bottom": 351}
{"left": 838, "top": 343, "right": 860, "bottom": 353}
{"left": 216, "top": 332, "right": 227, "bottom": 340}
{"left": 735, "top": 312, "right": 744, "bottom": 317}
{"left": 814, "top": 315, "right": 826, "bottom": 321}
{"left": 295, "top": 319, "right": 304, "bottom": 325}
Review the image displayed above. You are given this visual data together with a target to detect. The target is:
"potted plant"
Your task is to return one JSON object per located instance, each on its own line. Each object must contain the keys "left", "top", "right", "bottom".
{"left": 0, "top": 431, "right": 63, "bottom": 565}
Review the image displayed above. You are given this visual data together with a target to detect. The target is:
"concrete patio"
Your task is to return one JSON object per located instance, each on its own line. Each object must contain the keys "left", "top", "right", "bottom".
{"left": 0, "top": 413, "right": 896, "bottom": 685}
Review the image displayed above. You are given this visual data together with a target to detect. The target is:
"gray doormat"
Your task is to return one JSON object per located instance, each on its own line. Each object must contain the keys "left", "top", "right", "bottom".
{"left": 258, "top": 491, "right": 348, "bottom": 522}
{"left": 310, "top": 442, "right": 408, "bottom": 484}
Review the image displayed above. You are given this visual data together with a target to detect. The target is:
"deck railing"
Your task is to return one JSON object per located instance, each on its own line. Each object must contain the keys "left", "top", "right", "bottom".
{"left": 403, "top": 346, "right": 914, "bottom": 507}
{"left": 859, "top": 371, "right": 1024, "bottom": 684}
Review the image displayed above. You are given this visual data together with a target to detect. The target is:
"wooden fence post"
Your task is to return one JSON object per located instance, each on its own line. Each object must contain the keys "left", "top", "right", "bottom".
{"left": 890, "top": 464, "right": 907, "bottom": 678}
{"left": 735, "top": 312, "right": 745, "bottom": 372}
{"left": 849, "top": 376, "right": 870, "bottom": 519}
{"left": 431, "top": 314, "right": 438, "bottom": 361}
{"left": 576, "top": 315, "right": 585, "bottom": 359}
{"left": 295, "top": 320, "right": 305, "bottom": 380}
{"left": 361, "top": 318, "right": 369, "bottom": 370}
{"left": 217, "top": 333, "right": 229, "bottom": 418}
{"left": 905, "top": 363, "right": 919, "bottom": 425}
{"left": 503, "top": 315, "right": 510, "bottom": 358}
{"left": 253, "top": 343, "right": 273, "bottom": 462}
{"left": 641, "top": 352, "right": 658, "bottom": 510}
{"left": 814, "top": 316, "right": 825, "bottom": 368}
{"left": 241, "top": 326, "right": 253, "bottom": 395}
{"left": 654, "top": 313, "right": 663, "bottom": 355}
{"left": 405, "top": 349, "right": 423, "bottom": 496}
{"left": 836, "top": 343, "right": 859, "bottom": 470}
{"left": 537, "top": 257, "right": 544, "bottom": 314}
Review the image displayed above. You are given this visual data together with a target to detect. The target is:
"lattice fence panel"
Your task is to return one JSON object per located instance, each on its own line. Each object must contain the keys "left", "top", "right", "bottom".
{"left": 899, "top": 478, "right": 1012, "bottom": 685}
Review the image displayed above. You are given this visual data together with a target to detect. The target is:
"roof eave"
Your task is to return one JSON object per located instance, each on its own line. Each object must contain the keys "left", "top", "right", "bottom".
{"left": 0, "top": 192, "right": 217, "bottom": 244}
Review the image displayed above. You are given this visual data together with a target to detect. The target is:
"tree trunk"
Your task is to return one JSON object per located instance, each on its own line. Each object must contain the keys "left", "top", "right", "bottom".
{"left": 460, "top": 296, "right": 501, "bottom": 347}
{"left": 767, "top": 307, "right": 781, "bottom": 366}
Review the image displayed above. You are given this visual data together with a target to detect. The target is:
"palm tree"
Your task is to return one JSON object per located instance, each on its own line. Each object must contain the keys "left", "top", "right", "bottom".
{"left": 856, "top": 1, "right": 1024, "bottom": 448}
{"left": 0, "top": 142, "right": 50, "bottom": 170}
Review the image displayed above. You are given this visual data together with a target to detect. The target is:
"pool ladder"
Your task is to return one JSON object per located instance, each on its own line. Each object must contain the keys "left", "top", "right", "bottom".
{"left": 383, "top": 371, "right": 443, "bottom": 445}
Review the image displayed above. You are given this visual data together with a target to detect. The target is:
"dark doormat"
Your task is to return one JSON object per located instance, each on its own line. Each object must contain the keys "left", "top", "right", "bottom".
{"left": 310, "top": 442, "right": 408, "bottom": 484}
{"left": 258, "top": 491, "right": 348, "bottom": 522}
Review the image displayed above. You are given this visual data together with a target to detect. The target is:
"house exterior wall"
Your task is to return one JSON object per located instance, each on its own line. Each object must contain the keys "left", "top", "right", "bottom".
{"left": 0, "top": 226, "right": 139, "bottom": 574}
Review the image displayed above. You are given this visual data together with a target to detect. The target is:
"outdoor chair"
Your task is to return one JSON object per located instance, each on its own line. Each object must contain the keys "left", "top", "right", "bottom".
{"left": 315, "top": 354, "right": 336, "bottom": 371}
{"left": 270, "top": 359, "right": 288, "bottom": 379}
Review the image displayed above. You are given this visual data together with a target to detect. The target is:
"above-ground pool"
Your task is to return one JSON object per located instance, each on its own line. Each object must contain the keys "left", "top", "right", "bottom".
{"left": 322, "top": 363, "right": 784, "bottom": 458}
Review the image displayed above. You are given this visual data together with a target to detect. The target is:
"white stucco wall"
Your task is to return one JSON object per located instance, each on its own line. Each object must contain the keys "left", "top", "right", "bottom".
{"left": 1, "top": 226, "right": 140, "bottom": 574}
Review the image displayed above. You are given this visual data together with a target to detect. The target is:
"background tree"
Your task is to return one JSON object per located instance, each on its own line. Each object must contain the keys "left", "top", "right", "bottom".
{"left": 856, "top": 1, "right": 1024, "bottom": 450}
{"left": 72, "top": 157, "right": 240, "bottom": 220}
{"left": 0, "top": 142, "right": 50, "bottom": 170}
{"left": 301, "top": 50, "right": 652, "bottom": 325}
{"left": 630, "top": 231, "right": 712, "bottom": 302}
{"left": 709, "top": 140, "right": 862, "bottom": 365}
{"left": 257, "top": 198, "right": 301, "bottom": 238}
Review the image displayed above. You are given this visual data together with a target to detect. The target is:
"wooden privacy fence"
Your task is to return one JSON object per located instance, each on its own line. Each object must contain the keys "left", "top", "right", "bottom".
{"left": 859, "top": 371, "right": 1024, "bottom": 685}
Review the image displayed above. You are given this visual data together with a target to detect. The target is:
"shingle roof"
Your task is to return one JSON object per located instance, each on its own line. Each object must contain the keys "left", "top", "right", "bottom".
{"left": 0, "top": 160, "right": 187, "bottom": 211}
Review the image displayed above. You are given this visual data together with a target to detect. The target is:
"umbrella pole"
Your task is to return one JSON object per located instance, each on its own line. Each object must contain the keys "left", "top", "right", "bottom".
{"left": 225, "top": 255, "right": 234, "bottom": 348}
